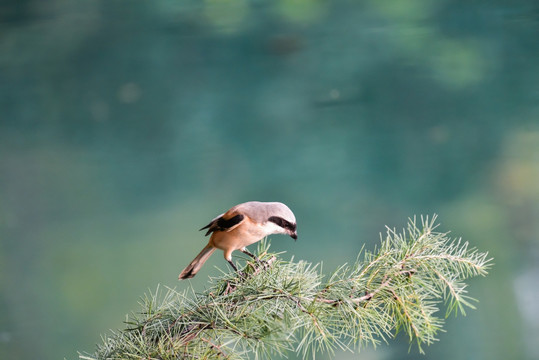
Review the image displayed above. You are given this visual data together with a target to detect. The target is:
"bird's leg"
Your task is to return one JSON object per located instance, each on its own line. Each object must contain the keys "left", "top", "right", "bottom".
{"left": 240, "top": 248, "right": 259, "bottom": 261}
{"left": 227, "top": 259, "right": 245, "bottom": 278}
{"left": 240, "top": 248, "right": 268, "bottom": 270}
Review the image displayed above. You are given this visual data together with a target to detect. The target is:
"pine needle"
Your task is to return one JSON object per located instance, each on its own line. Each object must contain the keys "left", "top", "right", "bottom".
{"left": 79, "top": 215, "right": 492, "bottom": 360}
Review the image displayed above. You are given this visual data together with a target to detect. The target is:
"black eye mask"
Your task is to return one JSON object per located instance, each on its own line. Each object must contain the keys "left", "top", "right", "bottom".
{"left": 267, "top": 216, "right": 296, "bottom": 232}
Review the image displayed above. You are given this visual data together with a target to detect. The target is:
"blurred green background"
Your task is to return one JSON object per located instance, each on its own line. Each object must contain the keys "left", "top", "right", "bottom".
{"left": 1, "top": 0, "right": 538, "bottom": 359}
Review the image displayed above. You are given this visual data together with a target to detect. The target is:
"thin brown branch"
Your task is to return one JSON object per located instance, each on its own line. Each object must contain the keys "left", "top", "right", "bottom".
{"left": 201, "top": 337, "right": 228, "bottom": 359}
{"left": 351, "top": 277, "right": 393, "bottom": 304}
{"left": 390, "top": 289, "right": 420, "bottom": 338}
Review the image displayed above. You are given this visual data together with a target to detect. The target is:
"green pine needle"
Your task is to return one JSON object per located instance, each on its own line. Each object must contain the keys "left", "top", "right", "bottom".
{"left": 80, "top": 215, "right": 492, "bottom": 360}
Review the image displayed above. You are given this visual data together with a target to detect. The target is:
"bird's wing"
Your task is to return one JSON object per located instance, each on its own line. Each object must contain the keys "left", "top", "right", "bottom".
{"left": 199, "top": 212, "right": 245, "bottom": 236}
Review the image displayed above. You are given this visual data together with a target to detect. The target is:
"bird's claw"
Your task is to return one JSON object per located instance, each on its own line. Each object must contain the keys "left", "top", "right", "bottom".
{"left": 260, "top": 260, "right": 270, "bottom": 270}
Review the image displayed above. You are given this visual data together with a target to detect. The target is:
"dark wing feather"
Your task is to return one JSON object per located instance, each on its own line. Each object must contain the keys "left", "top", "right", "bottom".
{"left": 199, "top": 214, "right": 244, "bottom": 236}
{"left": 199, "top": 222, "right": 212, "bottom": 232}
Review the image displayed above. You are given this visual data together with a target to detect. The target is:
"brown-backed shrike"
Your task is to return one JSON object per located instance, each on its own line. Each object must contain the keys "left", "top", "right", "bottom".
{"left": 179, "top": 201, "right": 297, "bottom": 279}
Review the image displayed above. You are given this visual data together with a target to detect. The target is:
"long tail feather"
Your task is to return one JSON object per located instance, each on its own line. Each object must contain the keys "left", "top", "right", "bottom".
{"left": 178, "top": 244, "right": 216, "bottom": 279}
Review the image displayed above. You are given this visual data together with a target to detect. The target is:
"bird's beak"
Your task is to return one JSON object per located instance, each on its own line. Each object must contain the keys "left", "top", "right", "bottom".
{"left": 290, "top": 233, "right": 297, "bottom": 241}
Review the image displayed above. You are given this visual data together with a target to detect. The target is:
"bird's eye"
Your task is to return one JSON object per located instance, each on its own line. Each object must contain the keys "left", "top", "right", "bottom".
{"left": 268, "top": 216, "right": 287, "bottom": 229}
{"left": 268, "top": 216, "right": 296, "bottom": 232}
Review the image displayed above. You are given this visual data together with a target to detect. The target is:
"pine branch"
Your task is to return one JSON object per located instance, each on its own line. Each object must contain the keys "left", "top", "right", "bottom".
{"left": 79, "top": 215, "right": 492, "bottom": 360}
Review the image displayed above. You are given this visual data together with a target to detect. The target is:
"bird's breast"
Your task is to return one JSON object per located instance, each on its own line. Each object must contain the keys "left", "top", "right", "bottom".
{"left": 210, "top": 219, "right": 274, "bottom": 251}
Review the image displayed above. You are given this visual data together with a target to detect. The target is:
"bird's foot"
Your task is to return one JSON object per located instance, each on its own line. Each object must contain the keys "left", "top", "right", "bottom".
{"left": 259, "top": 260, "right": 270, "bottom": 270}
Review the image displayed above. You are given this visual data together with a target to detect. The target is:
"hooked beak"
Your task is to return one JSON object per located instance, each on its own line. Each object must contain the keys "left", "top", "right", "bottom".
{"left": 290, "top": 233, "right": 297, "bottom": 241}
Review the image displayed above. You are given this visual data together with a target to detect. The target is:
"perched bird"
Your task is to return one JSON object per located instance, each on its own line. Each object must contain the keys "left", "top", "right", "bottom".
{"left": 179, "top": 201, "right": 297, "bottom": 279}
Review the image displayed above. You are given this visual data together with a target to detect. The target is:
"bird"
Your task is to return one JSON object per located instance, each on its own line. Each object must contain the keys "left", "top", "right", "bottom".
{"left": 178, "top": 201, "right": 297, "bottom": 280}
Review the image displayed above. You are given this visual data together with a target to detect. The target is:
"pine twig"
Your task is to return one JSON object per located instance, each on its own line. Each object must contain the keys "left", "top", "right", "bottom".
{"left": 80, "top": 215, "right": 492, "bottom": 360}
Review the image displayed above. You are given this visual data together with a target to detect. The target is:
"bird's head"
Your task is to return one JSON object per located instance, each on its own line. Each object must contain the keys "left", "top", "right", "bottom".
{"left": 237, "top": 201, "right": 298, "bottom": 240}
{"left": 266, "top": 202, "right": 297, "bottom": 241}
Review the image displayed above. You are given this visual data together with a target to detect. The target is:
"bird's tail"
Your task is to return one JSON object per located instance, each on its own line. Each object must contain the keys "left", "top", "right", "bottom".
{"left": 178, "top": 244, "right": 216, "bottom": 280}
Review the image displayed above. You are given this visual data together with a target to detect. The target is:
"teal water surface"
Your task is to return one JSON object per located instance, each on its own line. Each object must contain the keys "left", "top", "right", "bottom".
{"left": 1, "top": 1, "right": 538, "bottom": 359}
